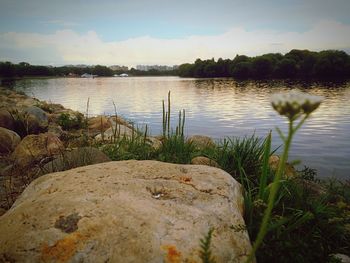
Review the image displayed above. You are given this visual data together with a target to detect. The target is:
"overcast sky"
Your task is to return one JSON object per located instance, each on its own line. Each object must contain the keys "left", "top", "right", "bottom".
{"left": 1, "top": 0, "right": 350, "bottom": 66}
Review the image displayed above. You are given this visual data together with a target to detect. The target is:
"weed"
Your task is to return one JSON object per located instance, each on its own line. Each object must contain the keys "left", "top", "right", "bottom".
{"left": 199, "top": 228, "right": 216, "bottom": 263}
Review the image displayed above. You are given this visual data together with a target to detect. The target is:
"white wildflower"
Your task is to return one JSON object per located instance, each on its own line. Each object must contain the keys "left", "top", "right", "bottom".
{"left": 271, "top": 90, "right": 324, "bottom": 119}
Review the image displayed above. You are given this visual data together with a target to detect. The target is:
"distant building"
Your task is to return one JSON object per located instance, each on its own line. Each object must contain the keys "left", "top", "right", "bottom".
{"left": 136, "top": 65, "right": 178, "bottom": 71}
{"left": 109, "top": 65, "right": 129, "bottom": 71}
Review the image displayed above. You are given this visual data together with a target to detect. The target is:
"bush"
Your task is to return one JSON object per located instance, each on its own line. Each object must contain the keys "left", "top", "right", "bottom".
{"left": 58, "top": 113, "right": 85, "bottom": 130}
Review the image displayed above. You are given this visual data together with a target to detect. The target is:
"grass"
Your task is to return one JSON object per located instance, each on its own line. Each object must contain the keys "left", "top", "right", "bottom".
{"left": 101, "top": 128, "right": 154, "bottom": 161}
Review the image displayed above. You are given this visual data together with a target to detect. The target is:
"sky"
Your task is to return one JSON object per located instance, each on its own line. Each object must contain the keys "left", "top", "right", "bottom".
{"left": 0, "top": 0, "right": 350, "bottom": 67}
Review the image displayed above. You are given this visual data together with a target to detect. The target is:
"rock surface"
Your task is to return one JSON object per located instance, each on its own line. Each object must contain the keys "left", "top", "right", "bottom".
{"left": 88, "top": 116, "right": 111, "bottom": 132}
{"left": 23, "top": 106, "right": 49, "bottom": 134}
{"left": 12, "top": 133, "right": 64, "bottom": 167}
{"left": 0, "top": 160, "right": 252, "bottom": 262}
{"left": 191, "top": 156, "right": 220, "bottom": 168}
{"left": 0, "top": 127, "right": 21, "bottom": 154}
{"left": 188, "top": 135, "right": 215, "bottom": 150}
{"left": 147, "top": 136, "right": 162, "bottom": 150}
{"left": 0, "top": 109, "right": 15, "bottom": 130}
{"left": 109, "top": 115, "right": 133, "bottom": 129}
{"left": 40, "top": 147, "right": 111, "bottom": 175}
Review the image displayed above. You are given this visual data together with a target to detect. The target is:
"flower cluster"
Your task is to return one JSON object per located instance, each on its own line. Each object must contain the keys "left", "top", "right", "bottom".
{"left": 271, "top": 90, "right": 324, "bottom": 119}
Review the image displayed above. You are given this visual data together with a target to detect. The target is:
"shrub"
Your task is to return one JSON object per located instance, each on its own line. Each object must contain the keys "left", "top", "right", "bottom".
{"left": 58, "top": 112, "right": 85, "bottom": 130}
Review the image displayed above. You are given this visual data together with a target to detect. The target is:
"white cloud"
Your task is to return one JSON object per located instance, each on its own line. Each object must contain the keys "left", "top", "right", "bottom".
{"left": 1, "top": 20, "right": 350, "bottom": 66}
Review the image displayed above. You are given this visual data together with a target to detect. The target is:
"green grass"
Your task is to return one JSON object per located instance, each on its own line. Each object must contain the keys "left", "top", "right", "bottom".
{"left": 100, "top": 127, "right": 154, "bottom": 161}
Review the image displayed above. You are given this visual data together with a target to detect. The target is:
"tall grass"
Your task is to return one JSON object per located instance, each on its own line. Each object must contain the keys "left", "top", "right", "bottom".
{"left": 156, "top": 91, "right": 196, "bottom": 164}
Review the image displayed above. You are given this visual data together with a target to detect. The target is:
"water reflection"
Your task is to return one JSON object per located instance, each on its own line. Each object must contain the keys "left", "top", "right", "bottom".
{"left": 11, "top": 77, "right": 350, "bottom": 179}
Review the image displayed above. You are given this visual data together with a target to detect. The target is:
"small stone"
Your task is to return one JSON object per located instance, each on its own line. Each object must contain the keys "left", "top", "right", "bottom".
{"left": 187, "top": 135, "right": 215, "bottom": 150}
{"left": 268, "top": 155, "right": 297, "bottom": 178}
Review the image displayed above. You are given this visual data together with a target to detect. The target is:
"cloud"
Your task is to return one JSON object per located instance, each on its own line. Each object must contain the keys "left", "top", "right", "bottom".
{"left": 0, "top": 20, "right": 350, "bottom": 66}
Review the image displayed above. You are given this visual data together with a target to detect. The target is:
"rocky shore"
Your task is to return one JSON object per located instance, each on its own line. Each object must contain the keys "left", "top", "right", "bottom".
{"left": 0, "top": 86, "right": 254, "bottom": 262}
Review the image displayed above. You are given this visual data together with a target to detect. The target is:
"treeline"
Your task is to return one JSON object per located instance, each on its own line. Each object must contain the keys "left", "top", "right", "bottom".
{"left": 0, "top": 62, "right": 115, "bottom": 77}
{"left": 128, "top": 68, "right": 177, "bottom": 76}
{"left": 178, "top": 49, "right": 350, "bottom": 79}
{"left": 0, "top": 62, "right": 177, "bottom": 78}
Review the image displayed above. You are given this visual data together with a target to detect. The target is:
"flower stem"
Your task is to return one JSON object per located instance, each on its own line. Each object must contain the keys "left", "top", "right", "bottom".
{"left": 245, "top": 120, "right": 294, "bottom": 262}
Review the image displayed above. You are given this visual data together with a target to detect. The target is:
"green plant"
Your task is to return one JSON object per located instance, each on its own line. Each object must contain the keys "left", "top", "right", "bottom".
{"left": 101, "top": 126, "right": 153, "bottom": 161}
{"left": 199, "top": 228, "right": 216, "bottom": 263}
{"left": 246, "top": 90, "right": 324, "bottom": 262}
{"left": 156, "top": 91, "right": 195, "bottom": 164}
{"left": 58, "top": 112, "right": 85, "bottom": 130}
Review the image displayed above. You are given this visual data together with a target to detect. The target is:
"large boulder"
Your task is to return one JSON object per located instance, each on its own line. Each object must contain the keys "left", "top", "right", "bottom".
{"left": 12, "top": 133, "right": 64, "bottom": 167}
{"left": 0, "top": 127, "right": 21, "bottom": 154}
{"left": 40, "top": 147, "right": 111, "bottom": 175}
{"left": 0, "top": 160, "right": 252, "bottom": 262}
{"left": 188, "top": 135, "right": 215, "bottom": 150}
{"left": 0, "top": 109, "right": 15, "bottom": 130}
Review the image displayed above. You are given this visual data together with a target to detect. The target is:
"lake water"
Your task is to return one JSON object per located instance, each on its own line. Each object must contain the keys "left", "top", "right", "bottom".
{"left": 10, "top": 77, "right": 350, "bottom": 179}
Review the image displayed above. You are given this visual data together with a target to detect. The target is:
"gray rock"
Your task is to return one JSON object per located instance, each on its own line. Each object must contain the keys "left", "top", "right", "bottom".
{"left": 23, "top": 106, "right": 49, "bottom": 134}
{"left": 0, "top": 160, "right": 252, "bottom": 262}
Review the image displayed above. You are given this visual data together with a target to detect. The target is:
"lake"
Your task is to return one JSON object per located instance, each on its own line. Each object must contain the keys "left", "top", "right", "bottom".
{"left": 9, "top": 77, "right": 350, "bottom": 179}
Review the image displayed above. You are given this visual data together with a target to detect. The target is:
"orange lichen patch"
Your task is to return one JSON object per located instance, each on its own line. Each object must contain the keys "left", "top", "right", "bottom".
{"left": 162, "top": 245, "right": 182, "bottom": 263}
{"left": 41, "top": 232, "right": 87, "bottom": 263}
{"left": 179, "top": 176, "right": 192, "bottom": 184}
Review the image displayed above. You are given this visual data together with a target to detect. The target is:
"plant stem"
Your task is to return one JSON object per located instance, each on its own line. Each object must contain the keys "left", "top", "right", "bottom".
{"left": 246, "top": 120, "right": 294, "bottom": 263}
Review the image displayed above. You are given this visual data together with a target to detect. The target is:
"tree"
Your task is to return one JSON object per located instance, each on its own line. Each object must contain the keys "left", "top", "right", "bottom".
{"left": 251, "top": 57, "right": 274, "bottom": 78}
{"left": 274, "top": 58, "right": 297, "bottom": 78}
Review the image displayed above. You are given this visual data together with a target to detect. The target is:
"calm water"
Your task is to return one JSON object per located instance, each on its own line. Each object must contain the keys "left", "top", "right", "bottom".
{"left": 10, "top": 77, "right": 350, "bottom": 179}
